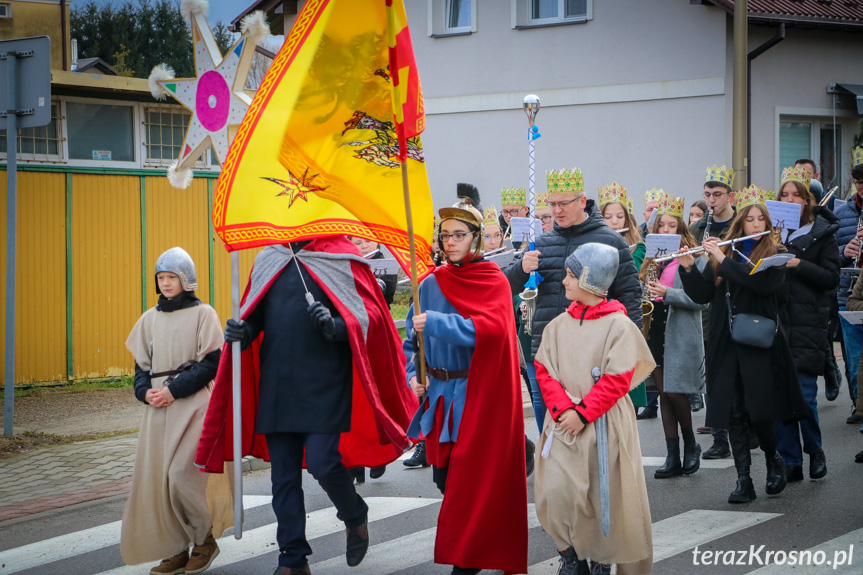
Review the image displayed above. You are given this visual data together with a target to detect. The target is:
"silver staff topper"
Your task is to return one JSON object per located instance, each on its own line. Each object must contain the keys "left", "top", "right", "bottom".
{"left": 523, "top": 94, "right": 540, "bottom": 125}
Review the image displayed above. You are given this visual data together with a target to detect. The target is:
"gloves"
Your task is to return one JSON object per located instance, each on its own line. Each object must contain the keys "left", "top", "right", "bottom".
{"left": 308, "top": 301, "right": 336, "bottom": 338}
{"left": 224, "top": 318, "right": 248, "bottom": 346}
{"left": 376, "top": 278, "right": 387, "bottom": 293}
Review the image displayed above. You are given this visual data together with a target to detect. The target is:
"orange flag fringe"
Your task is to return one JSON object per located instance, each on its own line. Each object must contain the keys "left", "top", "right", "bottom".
{"left": 213, "top": 0, "right": 433, "bottom": 278}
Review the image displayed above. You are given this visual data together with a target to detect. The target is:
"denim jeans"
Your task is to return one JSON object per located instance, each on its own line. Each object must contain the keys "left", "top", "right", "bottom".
{"left": 839, "top": 305, "right": 863, "bottom": 404}
{"left": 776, "top": 372, "right": 822, "bottom": 467}
{"left": 525, "top": 362, "right": 546, "bottom": 433}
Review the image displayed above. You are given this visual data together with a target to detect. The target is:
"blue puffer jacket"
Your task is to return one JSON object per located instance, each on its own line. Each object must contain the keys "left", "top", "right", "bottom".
{"left": 503, "top": 200, "right": 643, "bottom": 358}
{"left": 833, "top": 199, "right": 861, "bottom": 306}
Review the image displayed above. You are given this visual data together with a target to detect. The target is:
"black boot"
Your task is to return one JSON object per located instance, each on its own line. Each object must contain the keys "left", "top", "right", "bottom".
{"left": 525, "top": 436, "right": 536, "bottom": 477}
{"left": 403, "top": 441, "right": 430, "bottom": 468}
{"left": 345, "top": 517, "right": 369, "bottom": 566}
{"left": 589, "top": 561, "right": 612, "bottom": 575}
{"left": 350, "top": 467, "right": 365, "bottom": 484}
{"left": 728, "top": 424, "right": 756, "bottom": 503}
{"left": 369, "top": 466, "right": 386, "bottom": 479}
{"left": 809, "top": 450, "right": 827, "bottom": 479}
{"left": 682, "top": 439, "right": 701, "bottom": 475}
{"left": 450, "top": 567, "right": 480, "bottom": 575}
{"left": 824, "top": 352, "right": 841, "bottom": 402}
{"left": 765, "top": 452, "right": 787, "bottom": 495}
{"left": 636, "top": 405, "right": 658, "bottom": 420}
{"left": 655, "top": 437, "right": 682, "bottom": 479}
{"left": 557, "top": 547, "right": 589, "bottom": 575}
{"left": 702, "top": 438, "right": 731, "bottom": 459}
{"left": 728, "top": 476, "right": 756, "bottom": 503}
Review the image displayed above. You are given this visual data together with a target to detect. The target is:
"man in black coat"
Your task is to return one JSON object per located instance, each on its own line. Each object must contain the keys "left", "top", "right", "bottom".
{"left": 504, "top": 177, "right": 642, "bottom": 362}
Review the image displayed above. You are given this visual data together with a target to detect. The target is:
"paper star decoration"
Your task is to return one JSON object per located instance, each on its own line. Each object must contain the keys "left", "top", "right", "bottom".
{"left": 148, "top": 1, "right": 269, "bottom": 188}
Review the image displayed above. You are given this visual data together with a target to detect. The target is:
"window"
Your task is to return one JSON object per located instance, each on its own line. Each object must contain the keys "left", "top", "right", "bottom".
{"left": 66, "top": 102, "right": 135, "bottom": 162}
{"left": 143, "top": 105, "right": 193, "bottom": 165}
{"left": 0, "top": 103, "right": 61, "bottom": 160}
{"left": 0, "top": 3, "right": 11, "bottom": 18}
{"left": 779, "top": 118, "right": 845, "bottom": 190}
{"left": 429, "top": 0, "right": 476, "bottom": 36}
{"left": 513, "top": 0, "right": 592, "bottom": 28}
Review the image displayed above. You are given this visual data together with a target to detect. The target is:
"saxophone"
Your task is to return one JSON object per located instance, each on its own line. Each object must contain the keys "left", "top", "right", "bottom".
{"left": 641, "top": 261, "right": 658, "bottom": 339}
{"left": 520, "top": 296, "right": 536, "bottom": 335}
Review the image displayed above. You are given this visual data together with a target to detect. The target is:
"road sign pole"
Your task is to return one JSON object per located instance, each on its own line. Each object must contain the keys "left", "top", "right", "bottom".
{"left": 4, "top": 53, "right": 17, "bottom": 436}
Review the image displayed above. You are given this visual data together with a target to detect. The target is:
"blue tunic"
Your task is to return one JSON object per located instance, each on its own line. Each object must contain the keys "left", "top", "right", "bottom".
{"left": 403, "top": 274, "right": 476, "bottom": 443}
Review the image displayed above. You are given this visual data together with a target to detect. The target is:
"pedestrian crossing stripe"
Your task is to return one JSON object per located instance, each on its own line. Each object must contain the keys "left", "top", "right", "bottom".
{"left": 0, "top": 496, "right": 274, "bottom": 575}
{"left": 307, "top": 505, "right": 541, "bottom": 574}
{"left": 527, "top": 510, "right": 781, "bottom": 574}
{"left": 641, "top": 456, "right": 735, "bottom": 469}
{"left": 91, "top": 497, "right": 439, "bottom": 575}
{"left": 747, "top": 529, "right": 862, "bottom": 575}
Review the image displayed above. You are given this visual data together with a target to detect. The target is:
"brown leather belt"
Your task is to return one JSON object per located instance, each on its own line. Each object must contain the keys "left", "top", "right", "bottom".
{"left": 426, "top": 366, "right": 469, "bottom": 382}
{"left": 150, "top": 360, "right": 197, "bottom": 379}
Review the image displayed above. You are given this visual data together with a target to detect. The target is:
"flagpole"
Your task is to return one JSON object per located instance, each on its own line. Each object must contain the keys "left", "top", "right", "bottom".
{"left": 230, "top": 251, "right": 244, "bottom": 539}
{"left": 400, "top": 161, "right": 428, "bottom": 390}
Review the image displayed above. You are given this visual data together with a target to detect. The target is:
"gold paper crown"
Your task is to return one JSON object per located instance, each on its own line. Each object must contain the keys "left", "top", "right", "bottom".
{"left": 546, "top": 168, "right": 585, "bottom": 194}
{"left": 483, "top": 205, "right": 499, "bottom": 227}
{"left": 626, "top": 198, "right": 634, "bottom": 214}
{"left": 764, "top": 189, "right": 776, "bottom": 201}
{"left": 780, "top": 166, "right": 812, "bottom": 191}
{"left": 644, "top": 188, "right": 667, "bottom": 204}
{"left": 598, "top": 182, "right": 628, "bottom": 208}
{"left": 853, "top": 146, "right": 863, "bottom": 167}
{"left": 536, "top": 192, "right": 549, "bottom": 209}
{"left": 501, "top": 187, "right": 526, "bottom": 206}
{"left": 706, "top": 165, "right": 735, "bottom": 188}
{"left": 657, "top": 196, "right": 685, "bottom": 218}
{"left": 733, "top": 185, "right": 767, "bottom": 210}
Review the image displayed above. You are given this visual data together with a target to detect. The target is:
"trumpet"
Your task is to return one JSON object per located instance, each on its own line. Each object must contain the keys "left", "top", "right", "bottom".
{"left": 653, "top": 231, "right": 771, "bottom": 262}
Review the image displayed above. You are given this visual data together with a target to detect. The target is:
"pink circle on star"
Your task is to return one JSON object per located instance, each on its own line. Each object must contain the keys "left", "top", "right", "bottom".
{"left": 196, "top": 70, "right": 231, "bottom": 132}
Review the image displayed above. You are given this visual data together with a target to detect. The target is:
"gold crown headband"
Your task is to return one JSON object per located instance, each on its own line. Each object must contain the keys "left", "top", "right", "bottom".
{"left": 547, "top": 168, "right": 585, "bottom": 194}
{"left": 598, "top": 182, "right": 628, "bottom": 208}
{"left": 780, "top": 166, "right": 812, "bottom": 191}
{"left": 734, "top": 185, "right": 767, "bottom": 210}
{"left": 657, "top": 196, "right": 685, "bottom": 218}
{"left": 501, "top": 187, "right": 526, "bottom": 206}
{"left": 706, "top": 164, "right": 735, "bottom": 188}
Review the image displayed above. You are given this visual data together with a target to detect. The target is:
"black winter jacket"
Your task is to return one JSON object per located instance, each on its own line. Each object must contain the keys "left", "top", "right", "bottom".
{"left": 504, "top": 201, "right": 642, "bottom": 358}
{"left": 779, "top": 207, "right": 840, "bottom": 374}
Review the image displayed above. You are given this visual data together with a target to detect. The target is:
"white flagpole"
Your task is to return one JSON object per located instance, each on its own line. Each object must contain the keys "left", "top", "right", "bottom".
{"left": 230, "top": 251, "right": 243, "bottom": 538}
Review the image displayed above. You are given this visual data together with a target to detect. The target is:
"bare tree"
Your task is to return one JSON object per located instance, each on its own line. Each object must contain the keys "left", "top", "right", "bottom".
{"left": 246, "top": 36, "right": 284, "bottom": 90}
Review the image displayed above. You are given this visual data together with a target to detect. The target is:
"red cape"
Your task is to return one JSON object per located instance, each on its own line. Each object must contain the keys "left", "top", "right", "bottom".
{"left": 195, "top": 237, "right": 418, "bottom": 472}
{"left": 431, "top": 261, "right": 528, "bottom": 574}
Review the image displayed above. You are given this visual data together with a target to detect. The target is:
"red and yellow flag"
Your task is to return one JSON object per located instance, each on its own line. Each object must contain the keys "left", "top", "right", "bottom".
{"left": 213, "top": 0, "right": 433, "bottom": 278}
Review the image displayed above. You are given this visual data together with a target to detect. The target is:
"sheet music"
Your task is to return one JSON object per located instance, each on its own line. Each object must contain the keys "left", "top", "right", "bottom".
{"left": 644, "top": 234, "right": 681, "bottom": 258}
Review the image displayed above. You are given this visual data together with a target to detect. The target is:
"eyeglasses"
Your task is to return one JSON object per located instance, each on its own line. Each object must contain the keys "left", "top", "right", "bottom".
{"left": 483, "top": 232, "right": 503, "bottom": 240}
{"left": 547, "top": 198, "right": 580, "bottom": 209}
{"left": 539, "top": 215, "right": 553, "bottom": 223}
{"left": 439, "top": 231, "right": 475, "bottom": 243}
{"left": 703, "top": 191, "right": 729, "bottom": 199}
{"left": 501, "top": 208, "right": 525, "bottom": 216}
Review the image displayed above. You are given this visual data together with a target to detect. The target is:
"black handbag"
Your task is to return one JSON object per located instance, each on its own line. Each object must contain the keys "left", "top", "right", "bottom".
{"left": 725, "top": 289, "right": 777, "bottom": 349}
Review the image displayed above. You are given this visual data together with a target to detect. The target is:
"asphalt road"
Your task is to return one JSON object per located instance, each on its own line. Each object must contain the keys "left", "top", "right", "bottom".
{"left": 2, "top": 385, "right": 862, "bottom": 575}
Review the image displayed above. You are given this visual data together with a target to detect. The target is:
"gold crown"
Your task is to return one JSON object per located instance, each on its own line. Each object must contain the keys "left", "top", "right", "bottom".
{"left": 598, "top": 182, "right": 628, "bottom": 208}
{"left": 483, "top": 205, "right": 499, "bottom": 227}
{"left": 644, "top": 188, "right": 667, "bottom": 204}
{"left": 657, "top": 196, "right": 685, "bottom": 218}
{"left": 733, "top": 185, "right": 767, "bottom": 210}
{"left": 780, "top": 166, "right": 812, "bottom": 191}
{"left": 626, "top": 198, "right": 634, "bottom": 214}
{"left": 546, "top": 168, "right": 585, "bottom": 194}
{"left": 706, "top": 165, "right": 735, "bottom": 188}
{"left": 764, "top": 189, "right": 776, "bottom": 201}
{"left": 854, "top": 146, "right": 863, "bottom": 167}
{"left": 501, "top": 187, "right": 526, "bottom": 206}
{"left": 536, "top": 192, "right": 549, "bottom": 209}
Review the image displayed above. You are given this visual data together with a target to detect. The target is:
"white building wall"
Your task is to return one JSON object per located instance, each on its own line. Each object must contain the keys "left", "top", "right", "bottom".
{"left": 408, "top": 0, "right": 731, "bottom": 214}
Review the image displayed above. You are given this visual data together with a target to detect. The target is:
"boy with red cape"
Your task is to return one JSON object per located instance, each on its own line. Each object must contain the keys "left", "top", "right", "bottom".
{"left": 404, "top": 185, "right": 529, "bottom": 575}
{"left": 195, "top": 236, "right": 418, "bottom": 575}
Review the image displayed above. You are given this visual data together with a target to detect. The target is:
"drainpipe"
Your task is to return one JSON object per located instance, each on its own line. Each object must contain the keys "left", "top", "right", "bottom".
{"left": 748, "top": 23, "right": 786, "bottom": 187}
{"left": 733, "top": 0, "right": 748, "bottom": 188}
{"left": 60, "top": 0, "right": 68, "bottom": 70}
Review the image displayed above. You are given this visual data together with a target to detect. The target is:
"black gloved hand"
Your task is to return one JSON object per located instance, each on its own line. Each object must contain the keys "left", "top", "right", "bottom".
{"left": 307, "top": 301, "right": 336, "bottom": 338}
{"left": 224, "top": 318, "right": 248, "bottom": 345}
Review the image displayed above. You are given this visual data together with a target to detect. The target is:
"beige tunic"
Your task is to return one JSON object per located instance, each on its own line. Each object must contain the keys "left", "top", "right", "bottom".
{"left": 534, "top": 310, "right": 655, "bottom": 574}
{"left": 121, "top": 303, "right": 233, "bottom": 565}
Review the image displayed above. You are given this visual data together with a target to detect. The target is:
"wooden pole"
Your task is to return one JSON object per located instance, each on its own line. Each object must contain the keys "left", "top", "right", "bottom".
{"left": 400, "top": 161, "right": 427, "bottom": 390}
{"left": 230, "top": 251, "right": 243, "bottom": 538}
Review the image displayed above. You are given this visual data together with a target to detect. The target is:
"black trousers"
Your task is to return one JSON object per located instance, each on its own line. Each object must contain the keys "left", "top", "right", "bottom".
{"left": 728, "top": 375, "right": 777, "bottom": 477}
{"left": 266, "top": 432, "right": 368, "bottom": 569}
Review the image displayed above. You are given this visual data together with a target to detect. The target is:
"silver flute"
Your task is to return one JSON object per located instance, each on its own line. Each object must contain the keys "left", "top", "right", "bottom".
{"left": 653, "top": 231, "right": 770, "bottom": 262}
